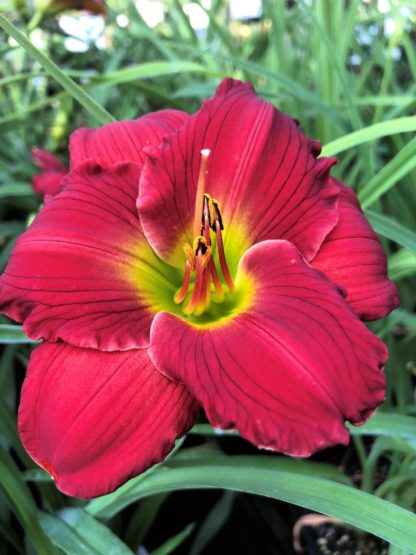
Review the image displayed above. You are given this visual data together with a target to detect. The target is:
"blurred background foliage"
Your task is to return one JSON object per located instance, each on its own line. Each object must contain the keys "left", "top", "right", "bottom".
{"left": 0, "top": 0, "right": 416, "bottom": 554}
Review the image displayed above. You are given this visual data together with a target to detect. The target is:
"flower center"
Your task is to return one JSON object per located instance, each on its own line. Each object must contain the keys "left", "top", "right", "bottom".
{"left": 174, "top": 149, "right": 235, "bottom": 316}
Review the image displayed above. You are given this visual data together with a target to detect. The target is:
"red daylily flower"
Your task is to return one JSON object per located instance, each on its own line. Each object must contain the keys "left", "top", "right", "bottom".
{"left": 31, "top": 148, "right": 67, "bottom": 197}
{"left": 0, "top": 79, "right": 399, "bottom": 499}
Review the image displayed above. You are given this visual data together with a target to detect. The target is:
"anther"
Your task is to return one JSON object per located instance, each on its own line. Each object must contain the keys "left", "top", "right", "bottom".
{"left": 183, "top": 243, "right": 196, "bottom": 271}
{"left": 211, "top": 199, "right": 224, "bottom": 231}
{"left": 203, "top": 194, "right": 216, "bottom": 230}
{"left": 193, "top": 235, "right": 208, "bottom": 255}
{"left": 202, "top": 195, "right": 212, "bottom": 243}
{"left": 177, "top": 169, "right": 237, "bottom": 314}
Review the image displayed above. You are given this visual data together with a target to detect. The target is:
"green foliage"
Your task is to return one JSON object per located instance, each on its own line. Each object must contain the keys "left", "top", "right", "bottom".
{"left": 0, "top": 0, "right": 415, "bottom": 553}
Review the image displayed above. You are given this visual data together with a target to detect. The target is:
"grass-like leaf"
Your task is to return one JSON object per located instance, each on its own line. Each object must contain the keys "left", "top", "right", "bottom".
{"left": 86, "top": 455, "right": 416, "bottom": 551}
{"left": 359, "top": 138, "right": 416, "bottom": 208}
{"left": 0, "top": 324, "right": 36, "bottom": 344}
{"left": 0, "top": 13, "right": 115, "bottom": 125}
{"left": 39, "top": 508, "right": 134, "bottom": 555}
{"left": 322, "top": 117, "right": 416, "bottom": 156}
{"left": 365, "top": 210, "right": 416, "bottom": 254}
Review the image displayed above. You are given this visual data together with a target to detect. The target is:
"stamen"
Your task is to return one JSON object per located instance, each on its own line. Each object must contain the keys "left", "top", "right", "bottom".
{"left": 183, "top": 251, "right": 204, "bottom": 315}
{"left": 211, "top": 198, "right": 223, "bottom": 230}
{"left": 177, "top": 178, "right": 236, "bottom": 315}
{"left": 194, "top": 266, "right": 211, "bottom": 316}
{"left": 174, "top": 261, "right": 192, "bottom": 304}
{"left": 209, "top": 258, "right": 225, "bottom": 302}
{"left": 193, "top": 235, "right": 208, "bottom": 255}
{"left": 215, "top": 219, "right": 235, "bottom": 292}
{"left": 193, "top": 149, "right": 211, "bottom": 238}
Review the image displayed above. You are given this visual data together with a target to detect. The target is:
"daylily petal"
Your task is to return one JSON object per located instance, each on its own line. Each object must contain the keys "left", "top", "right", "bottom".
{"left": 150, "top": 240, "right": 387, "bottom": 456}
{"left": 70, "top": 110, "right": 189, "bottom": 168}
{"left": 19, "top": 342, "right": 199, "bottom": 498}
{"left": 311, "top": 183, "right": 400, "bottom": 321}
{"left": 0, "top": 161, "right": 173, "bottom": 350}
{"left": 32, "top": 148, "right": 67, "bottom": 197}
{"left": 138, "top": 78, "right": 339, "bottom": 268}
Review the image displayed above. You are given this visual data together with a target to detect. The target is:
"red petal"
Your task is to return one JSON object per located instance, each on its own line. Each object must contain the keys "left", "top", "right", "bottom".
{"left": 19, "top": 342, "right": 199, "bottom": 498}
{"left": 311, "top": 184, "right": 400, "bottom": 320}
{"left": 0, "top": 162, "right": 164, "bottom": 350}
{"left": 32, "top": 148, "right": 67, "bottom": 197}
{"left": 32, "top": 148, "right": 67, "bottom": 172}
{"left": 69, "top": 110, "right": 189, "bottom": 168}
{"left": 138, "top": 78, "right": 339, "bottom": 267}
{"left": 150, "top": 240, "right": 387, "bottom": 456}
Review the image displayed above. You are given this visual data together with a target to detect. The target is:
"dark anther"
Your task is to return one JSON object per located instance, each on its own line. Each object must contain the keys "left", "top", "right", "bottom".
{"left": 211, "top": 199, "right": 224, "bottom": 231}
{"left": 194, "top": 236, "right": 208, "bottom": 255}
{"left": 202, "top": 194, "right": 212, "bottom": 228}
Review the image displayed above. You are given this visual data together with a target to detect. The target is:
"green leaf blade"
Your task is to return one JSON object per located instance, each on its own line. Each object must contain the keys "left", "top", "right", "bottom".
{"left": 0, "top": 13, "right": 115, "bottom": 125}
{"left": 39, "top": 508, "right": 134, "bottom": 555}
{"left": 86, "top": 455, "right": 416, "bottom": 551}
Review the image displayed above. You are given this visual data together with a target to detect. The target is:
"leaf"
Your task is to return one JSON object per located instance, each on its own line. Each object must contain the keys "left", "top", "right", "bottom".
{"left": 358, "top": 137, "right": 416, "bottom": 208}
{"left": 388, "top": 249, "right": 416, "bottom": 281}
{"left": 39, "top": 508, "right": 134, "bottom": 555}
{"left": 193, "top": 414, "right": 416, "bottom": 449}
{"left": 86, "top": 455, "right": 416, "bottom": 551}
{"left": 0, "top": 184, "right": 34, "bottom": 198}
{"left": 0, "top": 221, "right": 25, "bottom": 237}
{"left": 151, "top": 523, "right": 195, "bottom": 555}
{"left": 90, "top": 62, "right": 222, "bottom": 88}
{"left": 381, "top": 309, "right": 416, "bottom": 338}
{"left": 0, "top": 325, "right": 37, "bottom": 344}
{"left": 86, "top": 452, "right": 350, "bottom": 520}
{"left": 0, "top": 13, "right": 115, "bottom": 125}
{"left": 24, "top": 469, "right": 53, "bottom": 483}
{"left": 124, "top": 494, "right": 168, "bottom": 548}
{"left": 389, "top": 547, "right": 410, "bottom": 555}
{"left": 189, "top": 491, "right": 234, "bottom": 555}
{"left": 322, "top": 117, "right": 416, "bottom": 156}
{"left": 0, "top": 401, "right": 33, "bottom": 466}
{"left": 348, "top": 413, "right": 416, "bottom": 447}
{"left": 361, "top": 437, "right": 416, "bottom": 494}
{"left": 365, "top": 210, "right": 416, "bottom": 254}
{"left": 0, "top": 448, "right": 57, "bottom": 555}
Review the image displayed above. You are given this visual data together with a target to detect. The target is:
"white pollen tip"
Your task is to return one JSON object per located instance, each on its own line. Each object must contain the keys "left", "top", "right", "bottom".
{"left": 200, "top": 148, "right": 211, "bottom": 157}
